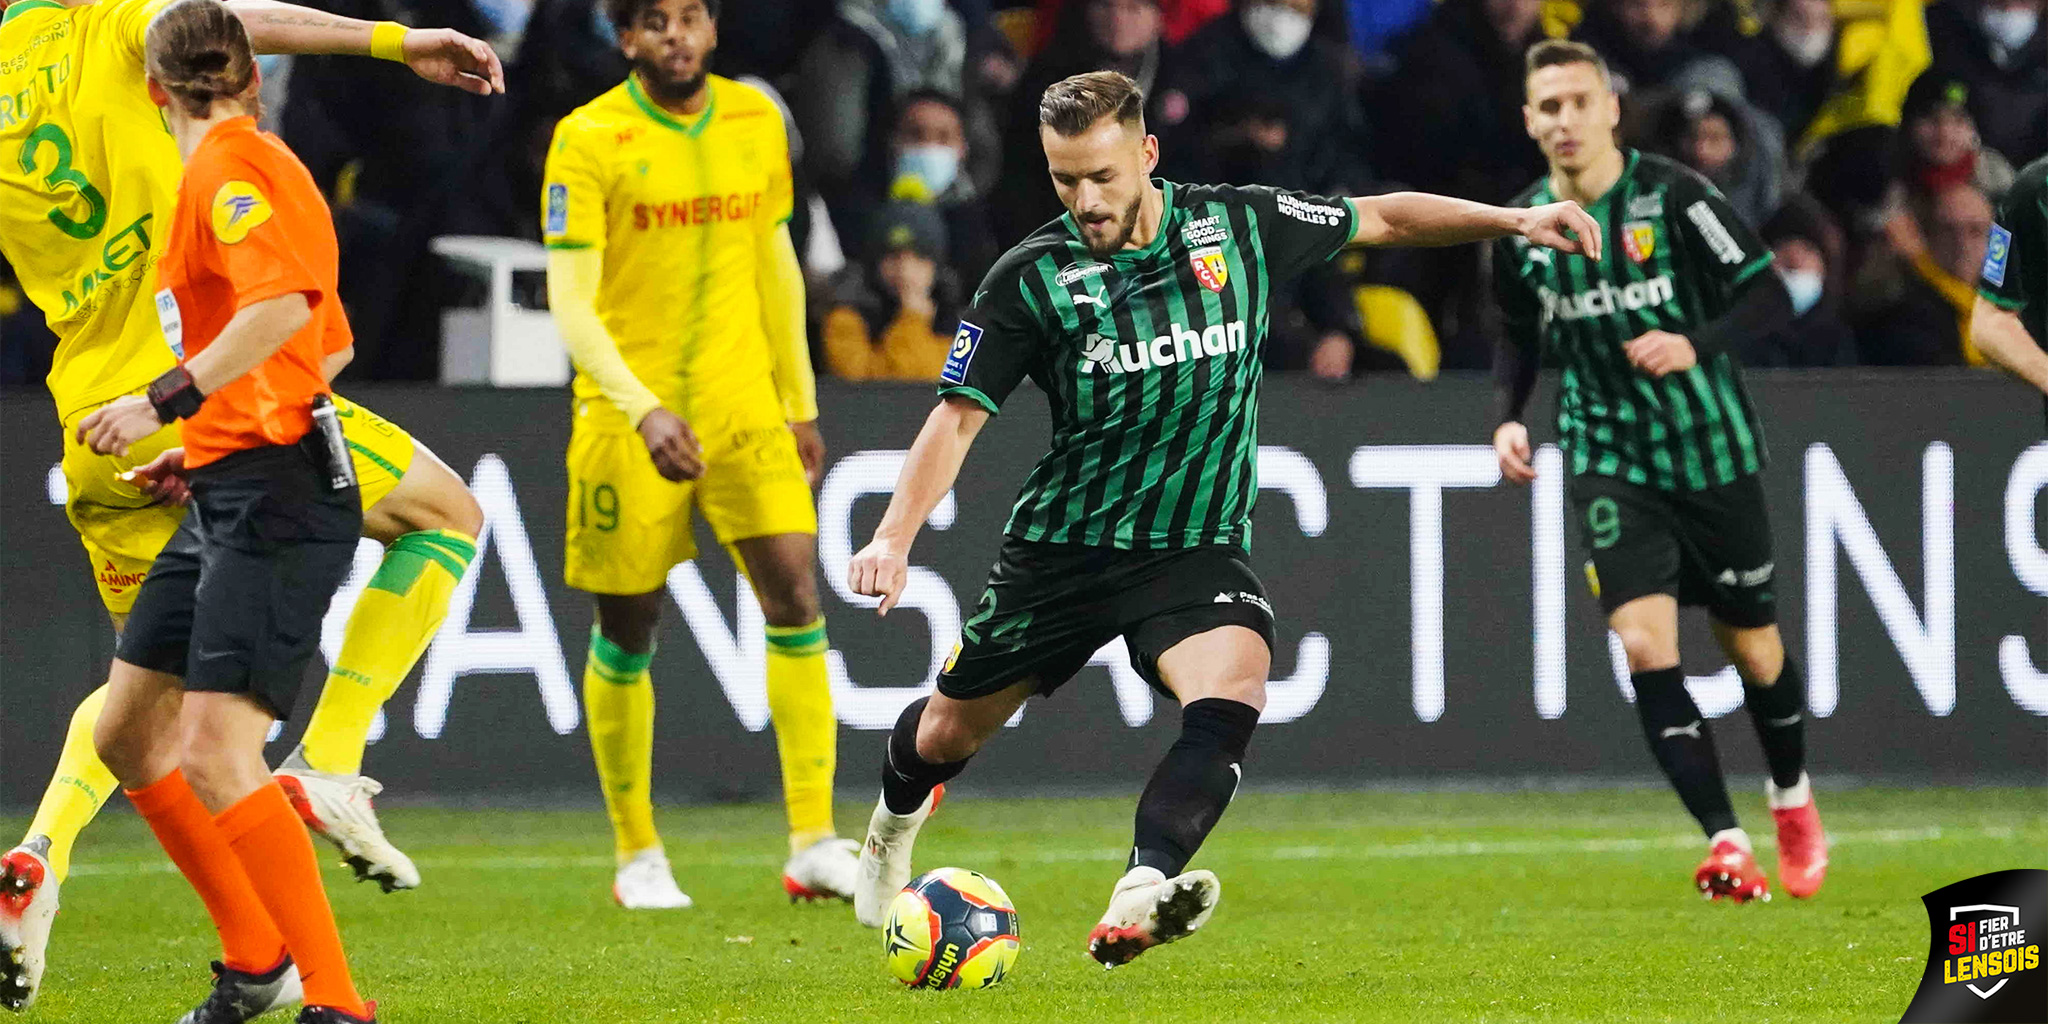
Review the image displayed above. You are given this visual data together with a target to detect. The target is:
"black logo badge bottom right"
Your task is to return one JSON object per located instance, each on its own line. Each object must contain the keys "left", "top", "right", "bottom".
{"left": 1901, "top": 869, "right": 2047, "bottom": 1023}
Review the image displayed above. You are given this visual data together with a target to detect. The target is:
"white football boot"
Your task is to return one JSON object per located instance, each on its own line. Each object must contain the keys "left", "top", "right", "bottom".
{"left": 1086, "top": 865, "right": 1221, "bottom": 968}
{"left": 782, "top": 838, "right": 861, "bottom": 903}
{"left": 613, "top": 849, "right": 693, "bottom": 910}
{"left": 852, "top": 785, "right": 944, "bottom": 928}
{"left": 0, "top": 843, "right": 57, "bottom": 1011}
{"left": 273, "top": 766, "right": 420, "bottom": 892}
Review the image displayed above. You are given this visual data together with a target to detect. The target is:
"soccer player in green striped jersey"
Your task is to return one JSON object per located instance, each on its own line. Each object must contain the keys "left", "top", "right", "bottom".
{"left": 843, "top": 69, "right": 1601, "bottom": 966}
{"left": 1492, "top": 41, "right": 1827, "bottom": 904}
{"left": 1971, "top": 153, "right": 2048, "bottom": 430}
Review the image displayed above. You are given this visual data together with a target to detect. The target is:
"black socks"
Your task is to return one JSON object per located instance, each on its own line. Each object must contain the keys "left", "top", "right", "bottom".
{"left": 1129, "top": 698, "right": 1261, "bottom": 877}
{"left": 1742, "top": 660, "right": 1808, "bottom": 790}
{"left": 1631, "top": 667, "right": 1738, "bottom": 838}
{"left": 881, "top": 697, "right": 970, "bottom": 815}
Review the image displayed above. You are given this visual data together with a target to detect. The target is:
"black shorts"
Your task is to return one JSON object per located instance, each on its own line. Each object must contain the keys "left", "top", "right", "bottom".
{"left": 1570, "top": 472, "right": 1777, "bottom": 628}
{"left": 117, "top": 443, "right": 363, "bottom": 719}
{"left": 938, "top": 536, "right": 1276, "bottom": 701}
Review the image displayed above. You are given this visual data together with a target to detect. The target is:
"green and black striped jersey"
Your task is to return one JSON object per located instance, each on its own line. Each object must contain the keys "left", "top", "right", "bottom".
{"left": 1980, "top": 153, "right": 2048, "bottom": 426}
{"left": 939, "top": 179, "right": 1355, "bottom": 550}
{"left": 1495, "top": 150, "right": 1773, "bottom": 492}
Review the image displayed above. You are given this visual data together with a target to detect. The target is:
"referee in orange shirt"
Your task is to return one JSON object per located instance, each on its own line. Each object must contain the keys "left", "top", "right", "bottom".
{"left": 76, "top": 2, "right": 377, "bottom": 1020}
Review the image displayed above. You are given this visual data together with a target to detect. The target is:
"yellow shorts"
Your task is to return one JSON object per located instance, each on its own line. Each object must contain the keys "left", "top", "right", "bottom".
{"left": 563, "top": 402, "right": 817, "bottom": 595}
{"left": 61, "top": 392, "right": 416, "bottom": 615}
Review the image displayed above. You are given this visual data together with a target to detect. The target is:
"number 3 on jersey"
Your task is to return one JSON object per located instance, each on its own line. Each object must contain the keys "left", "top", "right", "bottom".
{"left": 18, "top": 123, "right": 108, "bottom": 240}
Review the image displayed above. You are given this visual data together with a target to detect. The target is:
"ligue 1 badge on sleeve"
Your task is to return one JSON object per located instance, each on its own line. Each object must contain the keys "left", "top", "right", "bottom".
{"left": 1900, "top": 869, "right": 2046, "bottom": 1023}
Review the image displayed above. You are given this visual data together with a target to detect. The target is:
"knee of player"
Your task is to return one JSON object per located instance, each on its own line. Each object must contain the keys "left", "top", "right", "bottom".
{"left": 1726, "top": 636, "right": 1785, "bottom": 685}
{"left": 914, "top": 713, "right": 986, "bottom": 764}
{"left": 1613, "top": 628, "right": 1678, "bottom": 672}
{"left": 756, "top": 582, "right": 821, "bottom": 628}
{"left": 442, "top": 487, "right": 485, "bottom": 538}
{"left": 93, "top": 715, "right": 169, "bottom": 788}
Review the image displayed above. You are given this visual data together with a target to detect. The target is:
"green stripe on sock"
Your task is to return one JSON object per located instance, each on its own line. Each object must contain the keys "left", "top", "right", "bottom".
{"left": 366, "top": 531, "right": 473, "bottom": 595}
{"left": 765, "top": 619, "right": 827, "bottom": 652}
{"left": 590, "top": 628, "right": 654, "bottom": 678}
{"left": 418, "top": 528, "right": 478, "bottom": 564}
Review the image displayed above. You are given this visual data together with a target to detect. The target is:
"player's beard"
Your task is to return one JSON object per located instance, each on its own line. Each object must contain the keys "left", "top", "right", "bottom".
{"left": 1079, "top": 192, "right": 1143, "bottom": 256}
{"left": 634, "top": 58, "right": 708, "bottom": 109}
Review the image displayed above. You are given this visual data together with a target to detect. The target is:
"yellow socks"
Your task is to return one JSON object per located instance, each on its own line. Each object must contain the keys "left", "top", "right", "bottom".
{"left": 23, "top": 685, "right": 116, "bottom": 881}
{"left": 583, "top": 629, "right": 660, "bottom": 861}
{"left": 765, "top": 618, "right": 837, "bottom": 853}
{"left": 298, "top": 529, "right": 476, "bottom": 776}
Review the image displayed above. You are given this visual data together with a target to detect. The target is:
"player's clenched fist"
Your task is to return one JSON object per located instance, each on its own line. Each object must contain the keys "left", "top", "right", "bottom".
{"left": 1494, "top": 421, "right": 1536, "bottom": 485}
{"left": 638, "top": 407, "right": 705, "bottom": 482}
{"left": 849, "top": 539, "right": 910, "bottom": 615}
{"left": 1518, "top": 200, "right": 1602, "bottom": 261}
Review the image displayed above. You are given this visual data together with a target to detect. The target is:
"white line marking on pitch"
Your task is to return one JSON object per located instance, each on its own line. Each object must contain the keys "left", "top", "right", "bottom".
{"left": 68, "top": 824, "right": 2018, "bottom": 878}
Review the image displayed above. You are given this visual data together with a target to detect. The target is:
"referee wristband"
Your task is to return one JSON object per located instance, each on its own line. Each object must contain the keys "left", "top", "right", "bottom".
{"left": 147, "top": 365, "right": 204, "bottom": 423}
{"left": 369, "top": 21, "right": 408, "bottom": 62}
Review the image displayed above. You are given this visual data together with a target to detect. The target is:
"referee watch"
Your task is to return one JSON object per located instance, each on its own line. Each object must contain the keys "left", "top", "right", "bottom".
{"left": 147, "top": 365, "right": 205, "bottom": 422}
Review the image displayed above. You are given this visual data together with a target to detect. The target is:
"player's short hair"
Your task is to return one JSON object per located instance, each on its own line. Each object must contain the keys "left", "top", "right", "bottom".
{"left": 604, "top": 0, "right": 720, "bottom": 35}
{"left": 1039, "top": 71, "right": 1145, "bottom": 137}
{"left": 145, "top": 0, "right": 257, "bottom": 118}
{"left": 1524, "top": 39, "right": 1613, "bottom": 91}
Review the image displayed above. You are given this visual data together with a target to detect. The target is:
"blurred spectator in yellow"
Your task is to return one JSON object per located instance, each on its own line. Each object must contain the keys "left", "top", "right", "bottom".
{"left": 823, "top": 203, "right": 960, "bottom": 381}
{"left": 1856, "top": 182, "right": 1997, "bottom": 364}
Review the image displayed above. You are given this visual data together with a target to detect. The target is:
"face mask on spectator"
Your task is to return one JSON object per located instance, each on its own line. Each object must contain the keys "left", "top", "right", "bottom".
{"left": 1242, "top": 2, "right": 1313, "bottom": 60}
{"left": 1777, "top": 267, "right": 1824, "bottom": 317}
{"left": 1774, "top": 23, "right": 1832, "bottom": 67}
{"left": 1980, "top": 6, "right": 2039, "bottom": 50}
{"left": 894, "top": 145, "right": 960, "bottom": 200}
{"left": 886, "top": 0, "right": 947, "bottom": 37}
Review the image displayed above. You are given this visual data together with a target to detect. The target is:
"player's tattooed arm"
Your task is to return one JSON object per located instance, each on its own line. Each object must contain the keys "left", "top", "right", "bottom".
{"left": 849, "top": 398, "right": 990, "bottom": 614}
{"left": 1348, "top": 194, "right": 1601, "bottom": 259}
{"left": 226, "top": 1, "right": 504, "bottom": 94}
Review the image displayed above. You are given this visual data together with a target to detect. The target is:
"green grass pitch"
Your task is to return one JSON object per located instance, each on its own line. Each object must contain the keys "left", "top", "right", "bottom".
{"left": 7, "top": 786, "right": 2041, "bottom": 1023}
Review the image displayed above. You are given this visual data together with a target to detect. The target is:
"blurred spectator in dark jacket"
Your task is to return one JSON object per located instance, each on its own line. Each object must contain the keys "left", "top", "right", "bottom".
{"left": 869, "top": 90, "right": 1000, "bottom": 281}
{"left": 1574, "top": 0, "right": 1741, "bottom": 96}
{"left": 1648, "top": 89, "right": 1785, "bottom": 227}
{"left": 1742, "top": 198, "right": 1855, "bottom": 366}
{"left": 717, "top": 0, "right": 835, "bottom": 78}
{"left": 1724, "top": 0, "right": 1840, "bottom": 145}
{"left": 1927, "top": 0, "right": 2048, "bottom": 164}
{"left": 1856, "top": 183, "right": 1997, "bottom": 364}
{"left": 1899, "top": 72, "right": 2018, "bottom": 201}
{"left": 1028, "top": 0, "right": 1229, "bottom": 48}
{"left": 995, "top": 0, "right": 1181, "bottom": 241}
{"left": 790, "top": 0, "right": 975, "bottom": 236}
{"left": 822, "top": 202, "right": 961, "bottom": 381}
{"left": 1369, "top": 0, "right": 1547, "bottom": 204}
{"left": 1167, "top": 0, "right": 1368, "bottom": 194}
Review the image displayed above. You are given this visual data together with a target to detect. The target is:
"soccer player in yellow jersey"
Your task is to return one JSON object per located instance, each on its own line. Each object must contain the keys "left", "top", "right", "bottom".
{"left": 543, "top": 0, "right": 852, "bottom": 909}
{"left": 0, "top": 0, "right": 501, "bottom": 1011}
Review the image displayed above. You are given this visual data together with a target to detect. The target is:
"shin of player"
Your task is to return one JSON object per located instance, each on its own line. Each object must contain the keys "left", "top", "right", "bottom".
{"left": 1493, "top": 40, "right": 1825, "bottom": 902}
{"left": 544, "top": 0, "right": 849, "bottom": 908}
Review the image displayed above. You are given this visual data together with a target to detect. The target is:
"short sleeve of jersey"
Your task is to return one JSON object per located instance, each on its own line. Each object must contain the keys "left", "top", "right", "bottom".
{"left": 1669, "top": 174, "right": 1772, "bottom": 291}
{"left": 1980, "top": 173, "right": 2042, "bottom": 312}
{"left": 1242, "top": 184, "right": 1355, "bottom": 285}
{"left": 542, "top": 119, "right": 608, "bottom": 252}
{"left": 202, "top": 154, "right": 324, "bottom": 313}
{"left": 101, "top": 0, "right": 179, "bottom": 62}
{"left": 936, "top": 256, "right": 1044, "bottom": 414}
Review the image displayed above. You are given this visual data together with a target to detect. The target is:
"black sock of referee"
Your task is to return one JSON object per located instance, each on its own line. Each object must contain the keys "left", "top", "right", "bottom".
{"left": 880, "top": 697, "right": 969, "bottom": 815}
{"left": 1129, "top": 698, "right": 1260, "bottom": 877}
{"left": 1631, "top": 667, "right": 1739, "bottom": 839}
{"left": 1742, "top": 660, "right": 1807, "bottom": 790}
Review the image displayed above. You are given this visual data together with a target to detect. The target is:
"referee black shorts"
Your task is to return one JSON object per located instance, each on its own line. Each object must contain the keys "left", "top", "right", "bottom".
{"left": 1570, "top": 472, "right": 1777, "bottom": 629}
{"left": 937, "top": 536, "right": 1276, "bottom": 702}
{"left": 117, "top": 443, "right": 362, "bottom": 719}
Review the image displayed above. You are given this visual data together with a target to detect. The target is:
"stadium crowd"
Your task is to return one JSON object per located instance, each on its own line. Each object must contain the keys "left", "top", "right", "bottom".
{"left": 1, "top": 0, "right": 2042, "bottom": 386}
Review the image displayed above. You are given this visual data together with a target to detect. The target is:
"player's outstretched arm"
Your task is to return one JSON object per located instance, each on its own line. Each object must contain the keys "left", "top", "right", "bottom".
{"left": 849, "top": 397, "right": 990, "bottom": 614}
{"left": 1971, "top": 296, "right": 2048, "bottom": 395}
{"left": 1350, "top": 193, "right": 1601, "bottom": 259}
{"left": 225, "top": 0, "right": 504, "bottom": 94}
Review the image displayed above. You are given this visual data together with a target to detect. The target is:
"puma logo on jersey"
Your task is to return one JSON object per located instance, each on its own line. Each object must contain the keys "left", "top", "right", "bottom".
{"left": 1079, "top": 320, "right": 1247, "bottom": 374}
{"left": 1660, "top": 720, "right": 1703, "bottom": 740}
{"left": 1537, "top": 274, "right": 1675, "bottom": 322}
{"left": 1072, "top": 293, "right": 1106, "bottom": 307}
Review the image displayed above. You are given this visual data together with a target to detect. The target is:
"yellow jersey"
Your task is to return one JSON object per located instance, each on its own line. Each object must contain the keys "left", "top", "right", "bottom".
{"left": 0, "top": 0, "right": 182, "bottom": 423}
{"left": 541, "top": 73, "right": 794, "bottom": 429}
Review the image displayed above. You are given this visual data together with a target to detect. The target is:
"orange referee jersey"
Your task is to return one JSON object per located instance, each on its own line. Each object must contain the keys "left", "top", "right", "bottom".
{"left": 156, "top": 116, "right": 349, "bottom": 467}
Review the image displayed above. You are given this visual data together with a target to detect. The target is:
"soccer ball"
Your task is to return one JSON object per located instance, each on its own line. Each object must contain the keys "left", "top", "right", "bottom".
{"left": 882, "top": 867, "right": 1020, "bottom": 989}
